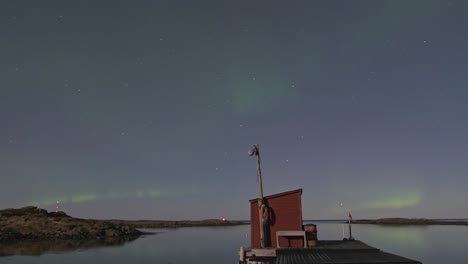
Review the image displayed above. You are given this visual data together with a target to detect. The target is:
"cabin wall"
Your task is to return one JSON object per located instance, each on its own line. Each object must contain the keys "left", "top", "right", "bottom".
{"left": 250, "top": 190, "right": 303, "bottom": 248}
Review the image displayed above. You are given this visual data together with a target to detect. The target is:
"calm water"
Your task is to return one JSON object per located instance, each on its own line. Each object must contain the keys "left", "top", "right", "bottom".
{"left": 1, "top": 222, "right": 468, "bottom": 264}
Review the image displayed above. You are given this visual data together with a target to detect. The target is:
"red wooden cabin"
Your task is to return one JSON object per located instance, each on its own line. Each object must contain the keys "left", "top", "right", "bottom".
{"left": 250, "top": 189, "right": 303, "bottom": 248}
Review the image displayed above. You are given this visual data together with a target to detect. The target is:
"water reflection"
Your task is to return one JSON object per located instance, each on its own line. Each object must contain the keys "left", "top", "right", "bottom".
{"left": 2, "top": 224, "right": 468, "bottom": 264}
{"left": 362, "top": 225, "right": 428, "bottom": 249}
{"left": 0, "top": 237, "right": 139, "bottom": 257}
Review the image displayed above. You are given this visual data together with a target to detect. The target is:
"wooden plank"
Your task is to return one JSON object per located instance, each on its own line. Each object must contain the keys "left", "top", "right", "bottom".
{"left": 242, "top": 240, "right": 421, "bottom": 264}
{"left": 276, "top": 241, "right": 421, "bottom": 264}
{"left": 276, "top": 249, "right": 421, "bottom": 264}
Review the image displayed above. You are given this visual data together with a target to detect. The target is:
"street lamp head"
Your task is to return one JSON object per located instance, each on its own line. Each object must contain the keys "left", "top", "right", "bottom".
{"left": 248, "top": 146, "right": 257, "bottom": 156}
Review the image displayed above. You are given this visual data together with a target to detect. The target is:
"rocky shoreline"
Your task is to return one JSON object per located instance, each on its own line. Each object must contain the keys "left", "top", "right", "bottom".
{"left": 0, "top": 206, "right": 142, "bottom": 242}
{"left": 351, "top": 218, "right": 468, "bottom": 225}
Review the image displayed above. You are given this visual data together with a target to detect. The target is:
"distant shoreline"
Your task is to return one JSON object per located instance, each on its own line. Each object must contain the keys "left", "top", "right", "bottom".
{"left": 109, "top": 219, "right": 249, "bottom": 228}
{"left": 350, "top": 218, "right": 468, "bottom": 226}
{"left": 113, "top": 218, "right": 468, "bottom": 227}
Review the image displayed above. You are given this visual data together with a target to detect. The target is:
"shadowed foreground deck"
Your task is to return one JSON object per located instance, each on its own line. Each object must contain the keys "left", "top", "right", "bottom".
{"left": 246, "top": 240, "right": 421, "bottom": 264}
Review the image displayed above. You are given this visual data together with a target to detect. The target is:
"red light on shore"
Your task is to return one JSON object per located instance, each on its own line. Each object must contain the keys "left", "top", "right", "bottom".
{"left": 222, "top": 218, "right": 226, "bottom": 222}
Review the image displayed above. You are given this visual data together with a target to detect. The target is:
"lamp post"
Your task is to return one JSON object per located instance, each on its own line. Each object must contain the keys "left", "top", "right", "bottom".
{"left": 248, "top": 144, "right": 266, "bottom": 248}
{"left": 340, "top": 203, "right": 354, "bottom": 240}
{"left": 340, "top": 203, "right": 345, "bottom": 239}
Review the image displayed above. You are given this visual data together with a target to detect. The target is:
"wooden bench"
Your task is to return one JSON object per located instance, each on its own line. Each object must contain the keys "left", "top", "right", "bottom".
{"left": 276, "top": 230, "right": 306, "bottom": 248}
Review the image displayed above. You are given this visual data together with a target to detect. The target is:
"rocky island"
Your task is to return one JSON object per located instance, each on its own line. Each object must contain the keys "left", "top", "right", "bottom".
{"left": 0, "top": 206, "right": 142, "bottom": 242}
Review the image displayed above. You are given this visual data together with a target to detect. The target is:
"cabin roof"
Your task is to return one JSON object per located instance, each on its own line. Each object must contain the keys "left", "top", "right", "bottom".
{"left": 249, "top": 189, "right": 302, "bottom": 202}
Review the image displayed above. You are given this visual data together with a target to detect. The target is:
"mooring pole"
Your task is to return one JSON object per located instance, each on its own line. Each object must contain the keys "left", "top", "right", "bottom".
{"left": 348, "top": 211, "right": 353, "bottom": 240}
{"left": 255, "top": 144, "right": 265, "bottom": 248}
{"left": 248, "top": 144, "right": 267, "bottom": 248}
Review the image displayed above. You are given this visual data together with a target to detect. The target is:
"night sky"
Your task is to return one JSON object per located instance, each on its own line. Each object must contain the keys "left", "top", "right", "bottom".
{"left": 2, "top": 1, "right": 468, "bottom": 220}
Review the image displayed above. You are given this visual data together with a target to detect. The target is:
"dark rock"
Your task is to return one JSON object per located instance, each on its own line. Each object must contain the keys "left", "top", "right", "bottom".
{"left": 0, "top": 207, "right": 142, "bottom": 242}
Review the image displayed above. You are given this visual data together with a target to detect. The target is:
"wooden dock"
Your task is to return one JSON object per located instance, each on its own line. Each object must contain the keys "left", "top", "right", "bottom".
{"left": 242, "top": 240, "right": 421, "bottom": 264}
